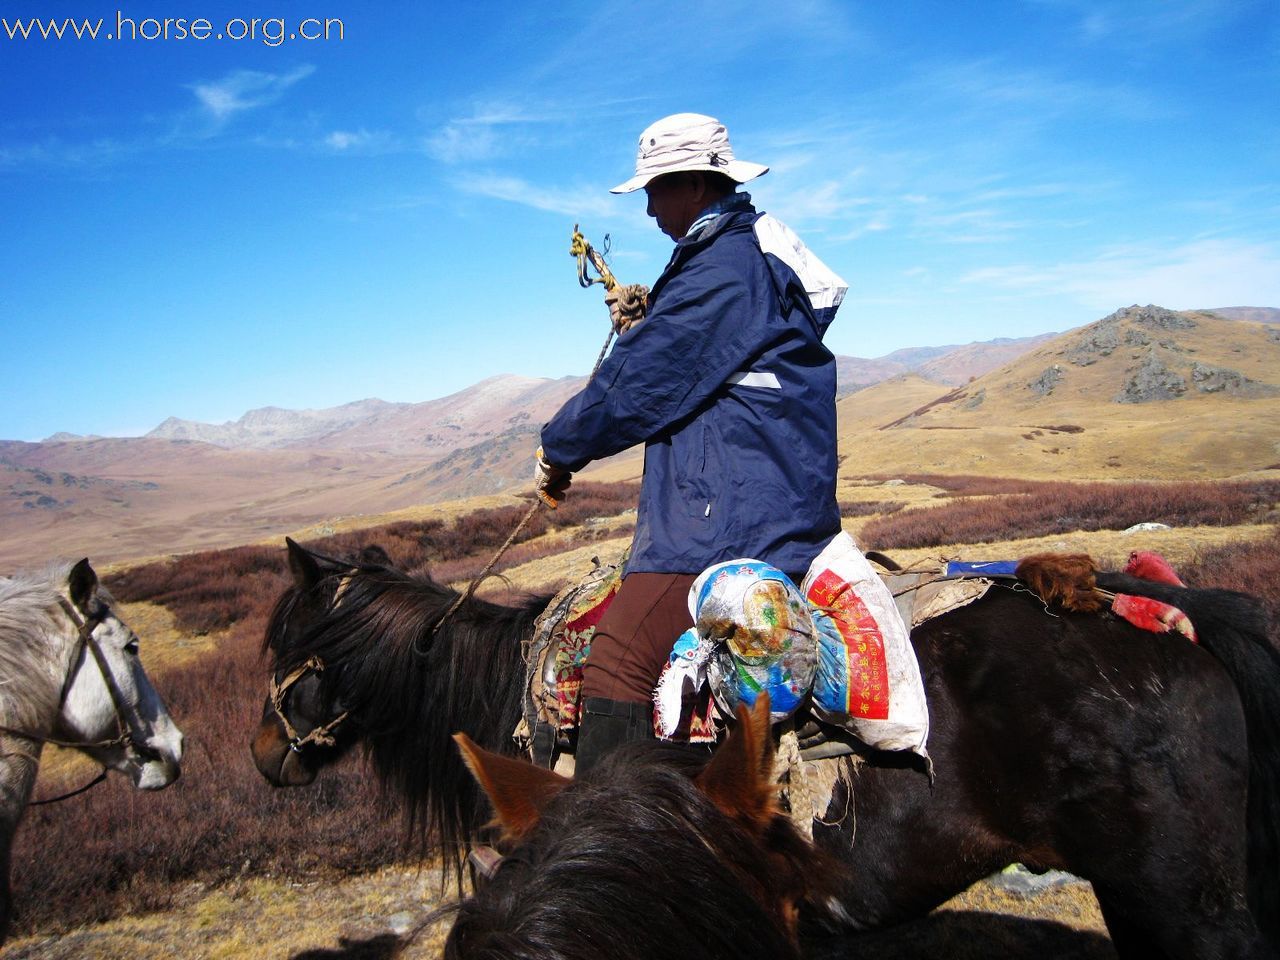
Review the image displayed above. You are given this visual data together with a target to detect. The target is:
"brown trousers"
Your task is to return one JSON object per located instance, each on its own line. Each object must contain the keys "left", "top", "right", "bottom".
{"left": 580, "top": 572, "right": 698, "bottom": 703}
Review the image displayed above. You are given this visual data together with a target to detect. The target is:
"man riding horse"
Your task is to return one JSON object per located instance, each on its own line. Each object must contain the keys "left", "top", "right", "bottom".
{"left": 535, "top": 112, "right": 854, "bottom": 773}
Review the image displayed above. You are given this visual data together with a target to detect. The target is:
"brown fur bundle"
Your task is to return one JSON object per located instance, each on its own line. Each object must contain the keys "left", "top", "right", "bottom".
{"left": 1015, "top": 552, "right": 1107, "bottom": 613}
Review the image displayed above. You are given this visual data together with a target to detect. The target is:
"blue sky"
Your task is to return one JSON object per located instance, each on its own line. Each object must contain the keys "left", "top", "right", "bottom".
{"left": 2, "top": 0, "right": 1277, "bottom": 441}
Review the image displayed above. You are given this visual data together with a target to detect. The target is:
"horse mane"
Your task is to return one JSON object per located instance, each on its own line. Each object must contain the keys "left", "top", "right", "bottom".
{"left": 444, "top": 742, "right": 838, "bottom": 960}
{"left": 268, "top": 559, "right": 550, "bottom": 863}
{"left": 0, "top": 564, "right": 84, "bottom": 729}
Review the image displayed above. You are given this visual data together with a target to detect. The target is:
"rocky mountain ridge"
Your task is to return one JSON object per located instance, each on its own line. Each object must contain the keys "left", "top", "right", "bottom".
{"left": 44, "top": 334, "right": 1060, "bottom": 450}
{"left": 7, "top": 305, "right": 1277, "bottom": 569}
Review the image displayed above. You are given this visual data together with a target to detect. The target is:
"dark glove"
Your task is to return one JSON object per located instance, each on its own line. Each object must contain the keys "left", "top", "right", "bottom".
{"left": 604, "top": 283, "right": 650, "bottom": 334}
{"left": 534, "top": 446, "right": 571, "bottom": 509}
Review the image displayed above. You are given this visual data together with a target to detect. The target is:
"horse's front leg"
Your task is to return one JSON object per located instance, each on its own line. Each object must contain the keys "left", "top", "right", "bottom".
{"left": 0, "top": 838, "right": 11, "bottom": 943}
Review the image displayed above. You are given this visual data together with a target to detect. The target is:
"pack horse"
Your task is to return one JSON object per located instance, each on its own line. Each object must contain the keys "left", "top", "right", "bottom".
{"left": 253, "top": 539, "right": 1280, "bottom": 958}
{"left": 0, "top": 560, "right": 184, "bottom": 938}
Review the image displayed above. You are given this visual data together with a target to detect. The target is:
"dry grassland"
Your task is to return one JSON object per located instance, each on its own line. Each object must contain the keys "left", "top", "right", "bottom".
{"left": 1, "top": 866, "right": 459, "bottom": 960}
{"left": 10, "top": 469, "right": 1277, "bottom": 958}
{"left": 2, "top": 870, "right": 1110, "bottom": 960}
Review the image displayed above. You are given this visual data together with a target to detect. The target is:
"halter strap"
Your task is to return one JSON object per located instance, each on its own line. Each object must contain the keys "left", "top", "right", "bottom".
{"left": 269, "top": 655, "right": 350, "bottom": 751}
{"left": 0, "top": 596, "right": 148, "bottom": 804}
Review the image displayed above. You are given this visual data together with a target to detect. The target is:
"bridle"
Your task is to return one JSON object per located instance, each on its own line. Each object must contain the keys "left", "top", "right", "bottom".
{"left": 0, "top": 596, "right": 161, "bottom": 804}
{"left": 266, "top": 562, "right": 360, "bottom": 756}
{"left": 268, "top": 655, "right": 350, "bottom": 754}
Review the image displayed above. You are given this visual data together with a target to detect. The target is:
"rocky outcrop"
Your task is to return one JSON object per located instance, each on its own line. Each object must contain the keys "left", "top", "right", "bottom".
{"left": 1190, "top": 362, "right": 1278, "bottom": 397}
{"left": 1066, "top": 326, "right": 1120, "bottom": 366}
{"left": 1116, "top": 351, "right": 1187, "bottom": 403}
{"left": 1028, "top": 365, "right": 1064, "bottom": 396}
{"left": 1121, "top": 304, "right": 1198, "bottom": 331}
{"left": 1068, "top": 305, "right": 1198, "bottom": 368}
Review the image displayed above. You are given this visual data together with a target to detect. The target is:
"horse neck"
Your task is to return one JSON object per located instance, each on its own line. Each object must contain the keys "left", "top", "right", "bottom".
{"left": 0, "top": 579, "right": 86, "bottom": 829}
{"left": 330, "top": 578, "right": 545, "bottom": 854}
{"left": 0, "top": 598, "right": 77, "bottom": 827}
{"left": 346, "top": 585, "right": 539, "bottom": 744}
{"left": 431, "top": 596, "right": 538, "bottom": 742}
{"left": 0, "top": 590, "right": 73, "bottom": 738}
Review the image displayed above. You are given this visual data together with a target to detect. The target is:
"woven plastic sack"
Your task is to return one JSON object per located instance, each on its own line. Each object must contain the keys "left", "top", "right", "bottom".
{"left": 691, "top": 560, "right": 817, "bottom": 723}
{"left": 802, "top": 532, "right": 929, "bottom": 756}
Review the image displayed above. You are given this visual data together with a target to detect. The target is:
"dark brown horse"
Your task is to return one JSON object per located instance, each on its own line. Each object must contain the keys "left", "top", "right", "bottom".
{"left": 444, "top": 696, "right": 837, "bottom": 960}
{"left": 252, "top": 539, "right": 1280, "bottom": 958}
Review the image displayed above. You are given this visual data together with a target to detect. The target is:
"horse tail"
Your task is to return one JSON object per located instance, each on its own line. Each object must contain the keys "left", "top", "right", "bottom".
{"left": 1099, "top": 572, "right": 1280, "bottom": 944}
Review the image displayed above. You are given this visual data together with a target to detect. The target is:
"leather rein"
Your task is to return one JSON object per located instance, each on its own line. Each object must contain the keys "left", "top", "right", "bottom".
{"left": 0, "top": 597, "right": 160, "bottom": 805}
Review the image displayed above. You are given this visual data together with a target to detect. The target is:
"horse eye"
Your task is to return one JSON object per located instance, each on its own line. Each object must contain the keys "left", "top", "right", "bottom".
{"left": 124, "top": 639, "right": 140, "bottom": 655}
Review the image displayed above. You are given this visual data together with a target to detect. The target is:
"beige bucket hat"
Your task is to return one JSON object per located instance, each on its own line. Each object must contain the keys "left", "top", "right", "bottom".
{"left": 610, "top": 113, "right": 769, "bottom": 194}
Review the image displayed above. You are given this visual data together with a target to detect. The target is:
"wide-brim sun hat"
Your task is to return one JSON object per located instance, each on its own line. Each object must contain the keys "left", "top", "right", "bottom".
{"left": 610, "top": 112, "right": 769, "bottom": 194}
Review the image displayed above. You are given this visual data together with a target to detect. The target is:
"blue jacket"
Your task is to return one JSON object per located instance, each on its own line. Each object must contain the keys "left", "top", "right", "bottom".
{"left": 541, "top": 202, "right": 847, "bottom": 577}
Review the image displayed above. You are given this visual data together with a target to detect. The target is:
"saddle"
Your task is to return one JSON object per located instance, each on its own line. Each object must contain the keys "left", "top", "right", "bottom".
{"left": 514, "top": 549, "right": 1196, "bottom": 774}
{"left": 514, "top": 548, "right": 993, "bottom": 771}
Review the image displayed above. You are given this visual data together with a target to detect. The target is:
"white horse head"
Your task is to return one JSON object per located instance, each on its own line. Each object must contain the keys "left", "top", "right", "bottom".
{"left": 54, "top": 558, "right": 184, "bottom": 789}
{"left": 0, "top": 559, "right": 184, "bottom": 938}
{"left": 0, "top": 559, "right": 184, "bottom": 794}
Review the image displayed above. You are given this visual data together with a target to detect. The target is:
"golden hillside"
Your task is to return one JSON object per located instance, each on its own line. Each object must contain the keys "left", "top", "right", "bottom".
{"left": 835, "top": 306, "right": 1280, "bottom": 480}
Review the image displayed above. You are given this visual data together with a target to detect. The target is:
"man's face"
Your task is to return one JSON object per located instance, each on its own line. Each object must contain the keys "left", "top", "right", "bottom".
{"left": 644, "top": 174, "right": 702, "bottom": 241}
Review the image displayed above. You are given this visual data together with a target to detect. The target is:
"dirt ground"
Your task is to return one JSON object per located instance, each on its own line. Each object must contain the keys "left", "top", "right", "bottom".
{"left": 1, "top": 864, "right": 1114, "bottom": 959}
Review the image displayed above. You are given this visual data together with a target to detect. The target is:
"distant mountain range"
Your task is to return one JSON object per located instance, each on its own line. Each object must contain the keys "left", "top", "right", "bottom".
{"left": 1200, "top": 306, "right": 1280, "bottom": 324}
{"left": 833, "top": 334, "right": 1064, "bottom": 396}
{"left": 4, "top": 307, "right": 1277, "bottom": 569}
{"left": 46, "top": 334, "right": 1061, "bottom": 452}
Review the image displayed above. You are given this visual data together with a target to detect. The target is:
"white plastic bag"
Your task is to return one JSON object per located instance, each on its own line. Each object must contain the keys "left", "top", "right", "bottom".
{"left": 802, "top": 532, "right": 929, "bottom": 757}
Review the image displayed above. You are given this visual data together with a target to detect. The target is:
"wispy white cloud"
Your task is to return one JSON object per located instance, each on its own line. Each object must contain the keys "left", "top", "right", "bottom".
{"left": 323, "top": 128, "right": 397, "bottom": 153}
{"left": 0, "top": 137, "right": 133, "bottom": 170}
{"left": 423, "top": 100, "right": 578, "bottom": 165}
{"left": 913, "top": 58, "right": 1163, "bottom": 122}
{"left": 450, "top": 172, "right": 617, "bottom": 220}
{"left": 188, "top": 64, "right": 315, "bottom": 124}
{"left": 1031, "top": 0, "right": 1251, "bottom": 50}
{"left": 1, "top": 67, "right": 318, "bottom": 169}
{"left": 961, "top": 238, "right": 1280, "bottom": 310}
{"left": 424, "top": 122, "right": 500, "bottom": 164}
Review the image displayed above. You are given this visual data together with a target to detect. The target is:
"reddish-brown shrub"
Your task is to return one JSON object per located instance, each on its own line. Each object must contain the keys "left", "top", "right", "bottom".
{"left": 11, "top": 618, "right": 403, "bottom": 935}
{"left": 839, "top": 500, "right": 906, "bottom": 519}
{"left": 1180, "top": 526, "right": 1280, "bottom": 630}
{"left": 107, "top": 546, "right": 289, "bottom": 635}
{"left": 860, "top": 480, "right": 1280, "bottom": 549}
{"left": 1032, "top": 424, "right": 1085, "bottom": 434}
{"left": 7, "top": 485, "right": 644, "bottom": 935}
{"left": 106, "top": 481, "right": 642, "bottom": 635}
{"left": 861, "top": 474, "right": 1063, "bottom": 496}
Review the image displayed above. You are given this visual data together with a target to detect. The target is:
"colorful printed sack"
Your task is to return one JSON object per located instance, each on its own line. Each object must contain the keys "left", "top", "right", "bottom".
{"left": 802, "top": 532, "right": 929, "bottom": 756}
{"left": 653, "top": 560, "right": 817, "bottom": 736}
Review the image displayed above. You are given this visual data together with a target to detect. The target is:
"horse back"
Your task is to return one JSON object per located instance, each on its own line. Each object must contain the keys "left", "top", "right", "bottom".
{"left": 818, "top": 584, "right": 1249, "bottom": 929}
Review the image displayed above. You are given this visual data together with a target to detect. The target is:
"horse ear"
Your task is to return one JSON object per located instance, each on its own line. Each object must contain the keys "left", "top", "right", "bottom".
{"left": 285, "top": 538, "right": 323, "bottom": 589}
{"left": 454, "top": 732, "right": 570, "bottom": 839}
{"left": 694, "top": 694, "right": 779, "bottom": 832}
{"left": 360, "top": 545, "right": 391, "bottom": 567}
{"left": 68, "top": 558, "right": 98, "bottom": 613}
